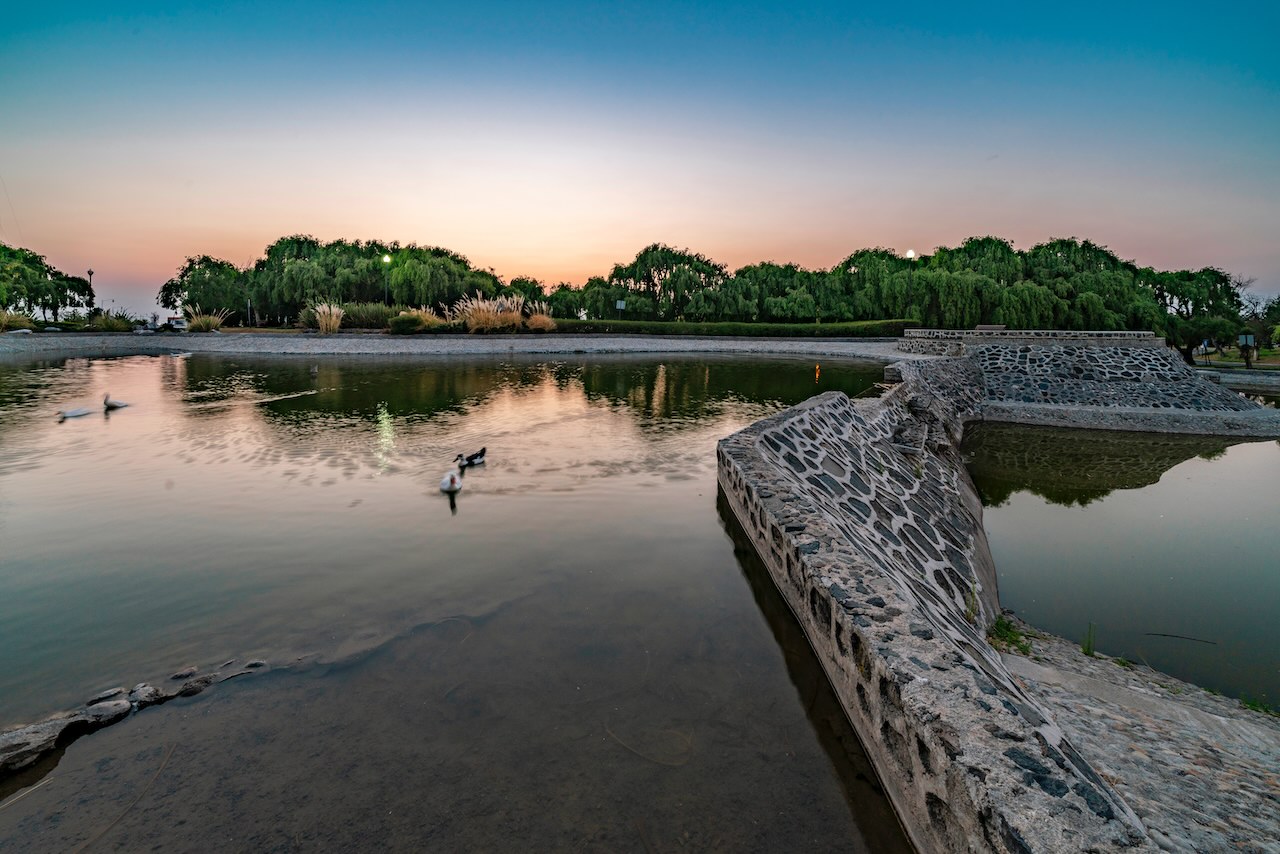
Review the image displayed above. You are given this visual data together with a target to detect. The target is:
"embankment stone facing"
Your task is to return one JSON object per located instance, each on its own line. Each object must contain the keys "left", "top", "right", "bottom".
{"left": 719, "top": 335, "right": 1279, "bottom": 851}
{"left": 718, "top": 367, "right": 1148, "bottom": 853}
{"left": 895, "top": 331, "right": 1280, "bottom": 437}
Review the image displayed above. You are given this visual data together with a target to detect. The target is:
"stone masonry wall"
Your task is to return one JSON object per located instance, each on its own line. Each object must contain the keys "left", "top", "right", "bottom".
{"left": 717, "top": 366, "right": 1150, "bottom": 853}
{"left": 896, "top": 331, "right": 1280, "bottom": 436}
{"left": 971, "top": 344, "right": 1256, "bottom": 412}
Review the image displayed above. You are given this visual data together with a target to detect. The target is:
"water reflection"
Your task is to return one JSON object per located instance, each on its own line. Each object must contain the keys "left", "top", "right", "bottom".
{"left": 965, "top": 424, "right": 1280, "bottom": 702}
{"left": 963, "top": 423, "right": 1234, "bottom": 507}
{"left": 0, "top": 351, "right": 907, "bottom": 849}
{"left": 0, "top": 353, "right": 881, "bottom": 721}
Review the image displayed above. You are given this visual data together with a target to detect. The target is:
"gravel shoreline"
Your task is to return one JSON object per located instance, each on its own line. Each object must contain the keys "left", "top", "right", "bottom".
{"left": 0, "top": 331, "right": 924, "bottom": 362}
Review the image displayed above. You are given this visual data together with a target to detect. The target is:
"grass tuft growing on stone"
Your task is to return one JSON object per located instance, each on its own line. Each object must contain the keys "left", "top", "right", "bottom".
{"left": 1239, "top": 696, "right": 1279, "bottom": 717}
{"left": 1082, "top": 622, "right": 1097, "bottom": 657}
{"left": 987, "top": 615, "right": 1031, "bottom": 655}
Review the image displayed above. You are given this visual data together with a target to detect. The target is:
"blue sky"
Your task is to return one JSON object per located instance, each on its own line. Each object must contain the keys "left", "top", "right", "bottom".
{"left": 2, "top": 1, "right": 1278, "bottom": 312}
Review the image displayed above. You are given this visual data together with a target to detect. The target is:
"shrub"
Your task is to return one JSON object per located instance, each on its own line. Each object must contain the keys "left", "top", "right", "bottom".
{"left": 184, "top": 305, "right": 230, "bottom": 332}
{"left": 526, "top": 313, "right": 556, "bottom": 332}
{"left": 312, "top": 303, "right": 344, "bottom": 334}
{"left": 550, "top": 318, "right": 918, "bottom": 337}
{"left": 388, "top": 313, "right": 425, "bottom": 335}
{"left": 0, "top": 310, "right": 34, "bottom": 331}
{"left": 342, "top": 302, "right": 402, "bottom": 329}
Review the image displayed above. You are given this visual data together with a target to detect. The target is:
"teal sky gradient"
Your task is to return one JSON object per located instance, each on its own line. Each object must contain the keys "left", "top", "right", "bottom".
{"left": 3, "top": 2, "right": 1278, "bottom": 313}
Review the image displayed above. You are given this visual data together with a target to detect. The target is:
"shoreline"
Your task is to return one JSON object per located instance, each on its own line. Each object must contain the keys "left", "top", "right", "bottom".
{"left": 0, "top": 331, "right": 924, "bottom": 362}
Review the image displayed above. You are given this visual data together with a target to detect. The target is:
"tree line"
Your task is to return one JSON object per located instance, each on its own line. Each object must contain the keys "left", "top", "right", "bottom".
{"left": 1, "top": 242, "right": 96, "bottom": 320}
{"left": 5, "top": 234, "right": 1276, "bottom": 360}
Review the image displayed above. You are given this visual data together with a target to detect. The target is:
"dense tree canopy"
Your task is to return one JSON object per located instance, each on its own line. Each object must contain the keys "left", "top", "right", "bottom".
{"left": 135, "top": 234, "right": 1263, "bottom": 358}
{"left": 1, "top": 241, "right": 96, "bottom": 320}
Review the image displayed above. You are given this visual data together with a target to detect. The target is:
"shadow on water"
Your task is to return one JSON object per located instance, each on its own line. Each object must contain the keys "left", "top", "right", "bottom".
{"left": 716, "top": 489, "right": 911, "bottom": 854}
{"left": 962, "top": 422, "right": 1235, "bottom": 507}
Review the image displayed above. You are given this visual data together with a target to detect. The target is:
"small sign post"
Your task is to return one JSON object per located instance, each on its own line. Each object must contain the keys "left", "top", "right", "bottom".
{"left": 615, "top": 299, "right": 626, "bottom": 320}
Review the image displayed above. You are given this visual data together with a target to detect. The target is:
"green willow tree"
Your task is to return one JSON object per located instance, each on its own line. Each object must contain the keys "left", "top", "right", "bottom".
{"left": 145, "top": 234, "right": 1255, "bottom": 349}
{"left": 1, "top": 241, "right": 97, "bottom": 320}
{"left": 158, "top": 255, "right": 247, "bottom": 319}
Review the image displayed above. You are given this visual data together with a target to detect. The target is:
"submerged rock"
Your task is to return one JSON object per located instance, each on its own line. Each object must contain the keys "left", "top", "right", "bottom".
{"left": 169, "top": 665, "right": 198, "bottom": 680}
{"left": 128, "top": 683, "right": 168, "bottom": 709}
{"left": 83, "top": 699, "right": 131, "bottom": 724}
{"left": 1, "top": 700, "right": 132, "bottom": 776}
{"left": 86, "top": 687, "right": 124, "bottom": 706}
{"left": 177, "top": 674, "right": 218, "bottom": 697}
{"left": 0, "top": 716, "right": 77, "bottom": 774}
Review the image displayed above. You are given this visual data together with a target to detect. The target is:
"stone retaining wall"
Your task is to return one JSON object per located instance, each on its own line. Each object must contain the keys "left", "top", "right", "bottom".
{"left": 719, "top": 339, "right": 1280, "bottom": 851}
{"left": 895, "top": 331, "right": 1280, "bottom": 436}
{"left": 898, "top": 330, "right": 1161, "bottom": 357}
{"left": 717, "top": 369, "right": 1150, "bottom": 853}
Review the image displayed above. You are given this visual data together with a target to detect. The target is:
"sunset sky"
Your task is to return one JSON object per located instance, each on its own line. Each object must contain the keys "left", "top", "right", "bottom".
{"left": 2, "top": 1, "right": 1278, "bottom": 314}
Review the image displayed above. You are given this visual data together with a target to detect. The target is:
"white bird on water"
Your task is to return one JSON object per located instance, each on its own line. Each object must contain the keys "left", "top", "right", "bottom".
{"left": 104, "top": 393, "right": 129, "bottom": 411}
{"left": 440, "top": 470, "right": 463, "bottom": 493}
{"left": 56, "top": 407, "right": 93, "bottom": 423}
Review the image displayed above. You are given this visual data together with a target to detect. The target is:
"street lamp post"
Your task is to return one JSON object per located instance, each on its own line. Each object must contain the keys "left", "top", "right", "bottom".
{"left": 382, "top": 254, "right": 391, "bottom": 305}
{"left": 87, "top": 269, "right": 95, "bottom": 311}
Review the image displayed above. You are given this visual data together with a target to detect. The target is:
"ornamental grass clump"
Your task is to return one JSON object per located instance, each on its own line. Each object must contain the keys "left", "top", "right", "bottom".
{"left": 449, "top": 293, "right": 503, "bottom": 333}
{"left": 388, "top": 307, "right": 447, "bottom": 335}
{"left": 312, "top": 303, "right": 344, "bottom": 334}
{"left": 184, "top": 305, "right": 230, "bottom": 333}
{"left": 525, "top": 300, "right": 556, "bottom": 332}
{"left": 404, "top": 306, "right": 446, "bottom": 327}
{"left": 0, "top": 309, "right": 34, "bottom": 331}
{"left": 495, "top": 294, "right": 525, "bottom": 331}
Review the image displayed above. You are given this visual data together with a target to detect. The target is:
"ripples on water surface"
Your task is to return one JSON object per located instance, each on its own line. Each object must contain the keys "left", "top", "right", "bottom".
{"left": 965, "top": 423, "right": 1280, "bottom": 704}
{"left": 0, "top": 353, "right": 909, "bottom": 851}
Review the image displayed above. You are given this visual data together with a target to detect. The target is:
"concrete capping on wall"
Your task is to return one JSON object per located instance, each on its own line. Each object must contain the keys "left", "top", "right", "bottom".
{"left": 899, "top": 330, "right": 1162, "bottom": 357}
{"left": 902, "top": 329, "right": 1158, "bottom": 341}
{"left": 1201, "top": 368, "right": 1280, "bottom": 394}
{"left": 717, "top": 370, "right": 1150, "bottom": 853}
{"left": 979, "top": 402, "right": 1280, "bottom": 437}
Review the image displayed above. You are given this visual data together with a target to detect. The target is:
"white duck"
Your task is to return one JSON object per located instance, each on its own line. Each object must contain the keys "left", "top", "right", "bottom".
{"left": 440, "top": 470, "right": 463, "bottom": 493}
{"left": 104, "top": 393, "right": 129, "bottom": 411}
{"left": 56, "top": 407, "right": 94, "bottom": 423}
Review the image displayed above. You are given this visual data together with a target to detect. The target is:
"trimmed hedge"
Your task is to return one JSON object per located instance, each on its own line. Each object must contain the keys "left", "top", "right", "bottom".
{"left": 550, "top": 318, "right": 919, "bottom": 337}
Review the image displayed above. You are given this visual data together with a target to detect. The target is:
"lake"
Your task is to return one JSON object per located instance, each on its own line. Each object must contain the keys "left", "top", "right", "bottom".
{"left": 0, "top": 352, "right": 909, "bottom": 852}
{"left": 964, "top": 423, "right": 1280, "bottom": 706}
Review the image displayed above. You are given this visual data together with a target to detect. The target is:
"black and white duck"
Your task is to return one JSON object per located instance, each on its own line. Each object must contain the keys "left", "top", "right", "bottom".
{"left": 454, "top": 447, "right": 486, "bottom": 468}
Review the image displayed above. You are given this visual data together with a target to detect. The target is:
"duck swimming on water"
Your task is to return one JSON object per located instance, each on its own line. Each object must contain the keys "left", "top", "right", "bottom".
{"left": 454, "top": 447, "right": 486, "bottom": 468}
{"left": 104, "top": 394, "right": 129, "bottom": 411}
{"left": 56, "top": 407, "right": 94, "bottom": 423}
{"left": 440, "top": 470, "right": 463, "bottom": 493}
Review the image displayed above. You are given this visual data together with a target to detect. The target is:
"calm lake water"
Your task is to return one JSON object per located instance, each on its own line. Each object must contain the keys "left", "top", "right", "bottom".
{"left": 965, "top": 423, "right": 1280, "bottom": 705}
{"left": 0, "top": 352, "right": 909, "bottom": 852}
